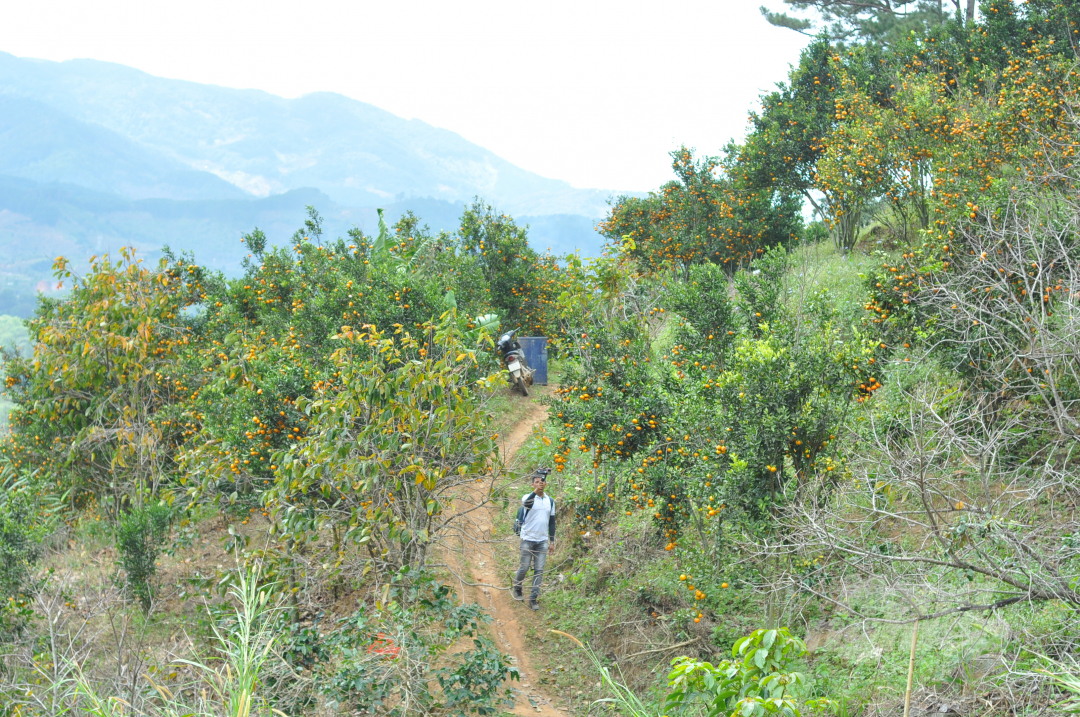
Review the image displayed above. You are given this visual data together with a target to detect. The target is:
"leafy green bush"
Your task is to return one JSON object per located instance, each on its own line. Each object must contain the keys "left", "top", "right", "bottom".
{"left": 437, "top": 640, "right": 514, "bottom": 716}
{"left": 665, "top": 627, "right": 835, "bottom": 717}
{"left": 802, "top": 222, "right": 829, "bottom": 245}
{"left": 315, "top": 572, "right": 517, "bottom": 716}
{"left": 0, "top": 489, "right": 48, "bottom": 632}
{"left": 114, "top": 502, "right": 172, "bottom": 611}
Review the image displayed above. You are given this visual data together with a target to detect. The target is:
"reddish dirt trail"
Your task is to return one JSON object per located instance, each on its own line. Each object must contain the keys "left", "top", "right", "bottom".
{"left": 457, "top": 392, "right": 563, "bottom": 715}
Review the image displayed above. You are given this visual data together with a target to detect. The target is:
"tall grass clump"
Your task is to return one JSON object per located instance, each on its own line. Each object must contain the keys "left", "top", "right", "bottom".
{"left": 30, "top": 565, "right": 284, "bottom": 716}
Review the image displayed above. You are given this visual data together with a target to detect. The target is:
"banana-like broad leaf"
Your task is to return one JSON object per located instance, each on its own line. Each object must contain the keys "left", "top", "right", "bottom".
{"left": 466, "top": 313, "right": 500, "bottom": 343}
{"left": 474, "top": 313, "right": 500, "bottom": 334}
{"left": 373, "top": 208, "right": 391, "bottom": 256}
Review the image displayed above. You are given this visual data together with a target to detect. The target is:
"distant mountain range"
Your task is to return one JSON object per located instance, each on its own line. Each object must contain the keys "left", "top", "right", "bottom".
{"left": 0, "top": 51, "right": 627, "bottom": 316}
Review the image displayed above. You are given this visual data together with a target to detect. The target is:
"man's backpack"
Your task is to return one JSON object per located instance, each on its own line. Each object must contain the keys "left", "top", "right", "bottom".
{"left": 513, "top": 492, "right": 535, "bottom": 536}
{"left": 514, "top": 469, "right": 554, "bottom": 536}
{"left": 513, "top": 493, "right": 555, "bottom": 537}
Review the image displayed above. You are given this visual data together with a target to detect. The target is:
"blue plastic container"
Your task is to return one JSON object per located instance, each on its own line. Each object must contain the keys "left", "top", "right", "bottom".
{"left": 518, "top": 336, "right": 549, "bottom": 385}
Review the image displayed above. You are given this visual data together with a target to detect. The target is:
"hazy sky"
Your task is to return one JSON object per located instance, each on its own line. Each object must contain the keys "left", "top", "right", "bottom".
{"left": 1, "top": 1, "right": 811, "bottom": 193}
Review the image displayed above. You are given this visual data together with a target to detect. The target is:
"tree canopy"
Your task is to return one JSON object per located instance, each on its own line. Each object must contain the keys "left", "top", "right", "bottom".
{"left": 761, "top": 0, "right": 973, "bottom": 45}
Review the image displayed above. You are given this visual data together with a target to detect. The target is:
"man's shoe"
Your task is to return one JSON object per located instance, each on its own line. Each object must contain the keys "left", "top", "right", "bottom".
{"left": 529, "top": 599, "right": 540, "bottom": 611}
{"left": 512, "top": 586, "right": 523, "bottom": 601}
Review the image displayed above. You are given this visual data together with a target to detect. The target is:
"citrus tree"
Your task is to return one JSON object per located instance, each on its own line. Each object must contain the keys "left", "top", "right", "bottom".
{"left": 458, "top": 200, "right": 568, "bottom": 338}
{"left": 267, "top": 314, "right": 503, "bottom": 578}
{"left": 181, "top": 208, "right": 493, "bottom": 511}
{"left": 600, "top": 148, "right": 803, "bottom": 275}
{"left": 549, "top": 244, "right": 874, "bottom": 617}
{"left": 2, "top": 249, "right": 206, "bottom": 515}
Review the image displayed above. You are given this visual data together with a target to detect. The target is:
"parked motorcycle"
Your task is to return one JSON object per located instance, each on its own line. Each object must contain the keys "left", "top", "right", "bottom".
{"left": 497, "top": 329, "right": 534, "bottom": 396}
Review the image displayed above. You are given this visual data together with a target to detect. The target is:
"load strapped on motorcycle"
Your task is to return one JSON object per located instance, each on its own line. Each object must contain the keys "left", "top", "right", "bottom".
{"left": 497, "top": 329, "right": 534, "bottom": 396}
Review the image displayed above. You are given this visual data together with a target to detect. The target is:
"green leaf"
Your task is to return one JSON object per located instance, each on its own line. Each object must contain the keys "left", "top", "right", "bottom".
{"left": 373, "top": 208, "right": 391, "bottom": 256}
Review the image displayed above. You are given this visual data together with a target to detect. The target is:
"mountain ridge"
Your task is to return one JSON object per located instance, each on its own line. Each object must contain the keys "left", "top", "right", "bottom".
{"left": 0, "top": 94, "right": 248, "bottom": 201}
{"left": 0, "top": 50, "right": 621, "bottom": 316}
{"left": 0, "top": 174, "right": 605, "bottom": 317}
{"left": 0, "top": 52, "right": 624, "bottom": 216}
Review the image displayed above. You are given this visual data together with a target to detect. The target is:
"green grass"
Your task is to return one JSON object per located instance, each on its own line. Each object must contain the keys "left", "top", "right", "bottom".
{"left": 55, "top": 565, "right": 283, "bottom": 717}
{"left": 785, "top": 238, "right": 882, "bottom": 323}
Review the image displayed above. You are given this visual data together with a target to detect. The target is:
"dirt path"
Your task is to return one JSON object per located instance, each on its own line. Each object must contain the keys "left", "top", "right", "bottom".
{"left": 457, "top": 392, "right": 562, "bottom": 716}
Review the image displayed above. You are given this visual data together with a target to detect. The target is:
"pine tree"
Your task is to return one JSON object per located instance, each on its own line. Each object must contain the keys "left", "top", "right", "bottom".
{"left": 760, "top": 1, "right": 974, "bottom": 45}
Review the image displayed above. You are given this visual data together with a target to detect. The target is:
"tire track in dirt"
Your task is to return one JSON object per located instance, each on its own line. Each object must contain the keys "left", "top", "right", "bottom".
{"left": 457, "top": 393, "right": 561, "bottom": 715}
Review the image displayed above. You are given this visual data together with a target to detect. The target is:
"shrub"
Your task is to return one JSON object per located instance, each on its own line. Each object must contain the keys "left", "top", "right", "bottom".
{"left": 114, "top": 502, "right": 172, "bottom": 611}
{"left": 803, "top": 221, "right": 829, "bottom": 245}
{"left": 0, "top": 491, "right": 48, "bottom": 632}
{"left": 318, "top": 572, "right": 517, "bottom": 715}
{"left": 665, "top": 627, "right": 836, "bottom": 717}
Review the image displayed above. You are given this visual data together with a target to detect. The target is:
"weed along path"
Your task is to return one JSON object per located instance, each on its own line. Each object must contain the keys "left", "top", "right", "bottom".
{"left": 457, "top": 391, "right": 562, "bottom": 716}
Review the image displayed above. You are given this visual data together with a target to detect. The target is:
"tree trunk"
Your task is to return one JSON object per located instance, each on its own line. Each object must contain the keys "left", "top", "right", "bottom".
{"left": 966, "top": 0, "right": 975, "bottom": 22}
{"left": 835, "top": 206, "right": 863, "bottom": 256}
{"left": 801, "top": 190, "right": 826, "bottom": 222}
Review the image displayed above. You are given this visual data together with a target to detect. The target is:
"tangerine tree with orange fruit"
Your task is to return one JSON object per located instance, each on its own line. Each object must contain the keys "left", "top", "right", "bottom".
{"left": 547, "top": 241, "right": 876, "bottom": 620}
{"left": 2, "top": 248, "right": 208, "bottom": 517}
{"left": 600, "top": 147, "right": 803, "bottom": 275}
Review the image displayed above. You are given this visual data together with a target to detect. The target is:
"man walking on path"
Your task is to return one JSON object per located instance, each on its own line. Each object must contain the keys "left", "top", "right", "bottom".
{"left": 513, "top": 472, "right": 556, "bottom": 611}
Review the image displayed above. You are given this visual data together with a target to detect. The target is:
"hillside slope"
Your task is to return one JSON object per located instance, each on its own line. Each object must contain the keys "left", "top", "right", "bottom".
{"left": 0, "top": 51, "right": 620, "bottom": 316}
{"left": 0, "top": 95, "right": 246, "bottom": 201}
{"left": 0, "top": 175, "right": 605, "bottom": 316}
{"left": 0, "top": 52, "right": 621, "bottom": 217}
